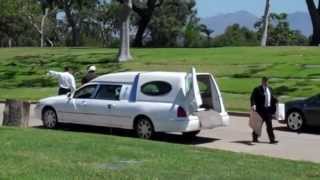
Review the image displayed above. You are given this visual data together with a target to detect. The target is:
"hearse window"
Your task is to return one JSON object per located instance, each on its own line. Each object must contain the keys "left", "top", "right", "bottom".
{"left": 74, "top": 85, "right": 97, "bottom": 99}
{"left": 198, "top": 81, "right": 209, "bottom": 94}
{"left": 95, "top": 85, "right": 122, "bottom": 100}
{"left": 141, "top": 81, "right": 172, "bottom": 96}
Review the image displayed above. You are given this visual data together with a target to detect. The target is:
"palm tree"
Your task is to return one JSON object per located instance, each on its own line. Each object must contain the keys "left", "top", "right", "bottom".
{"left": 118, "top": 0, "right": 133, "bottom": 62}
{"left": 261, "top": 0, "right": 271, "bottom": 47}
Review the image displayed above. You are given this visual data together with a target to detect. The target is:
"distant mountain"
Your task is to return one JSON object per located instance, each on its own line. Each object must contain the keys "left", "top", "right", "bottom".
{"left": 200, "top": 11, "right": 258, "bottom": 36}
{"left": 200, "top": 11, "right": 312, "bottom": 37}
{"left": 287, "top": 12, "right": 312, "bottom": 37}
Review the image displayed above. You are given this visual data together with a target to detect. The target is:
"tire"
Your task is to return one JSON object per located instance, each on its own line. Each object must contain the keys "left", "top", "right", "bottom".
{"left": 287, "top": 110, "right": 305, "bottom": 131}
{"left": 42, "top": 108, "right": 58, "bottom": 129}
{"left": 135, "top": 117, "right": 154, "bottom": 139}
{"left": 183, "top": 130, "right": 200, "bottom": 138}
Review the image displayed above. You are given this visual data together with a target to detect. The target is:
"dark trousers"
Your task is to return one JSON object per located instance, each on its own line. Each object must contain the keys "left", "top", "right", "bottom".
{"left": 252, "top": 108, "right": 275, "bottom": 141}
{"left": 58, "top": 87, "right": 71, "bottom": 95}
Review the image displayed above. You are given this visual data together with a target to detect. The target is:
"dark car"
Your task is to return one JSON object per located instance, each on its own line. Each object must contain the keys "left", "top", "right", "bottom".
{"left": 284, "top": 94, "right": 320, "bottom": 131}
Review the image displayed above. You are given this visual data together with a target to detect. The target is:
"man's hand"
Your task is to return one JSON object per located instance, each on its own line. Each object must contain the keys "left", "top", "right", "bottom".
{"left": 251, "top": 105, "right": 256, "bottom": 111}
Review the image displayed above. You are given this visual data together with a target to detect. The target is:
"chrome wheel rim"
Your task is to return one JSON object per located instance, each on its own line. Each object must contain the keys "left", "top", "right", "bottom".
{"left": 136, "top": 119, "right": 153, "bottom": 139}
{"left": 44, "top": 110, "right": 57, "bottom": 128}
{"left": 288, "top": 112, "right": 303, "bottom": 131}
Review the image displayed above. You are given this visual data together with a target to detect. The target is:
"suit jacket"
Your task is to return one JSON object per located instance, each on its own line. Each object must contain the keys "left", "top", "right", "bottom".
{"left": 250, "top": 85, "right": 278, "bottom": 114}
{"left": 81, "top": 72, "right": 97, "bottom": 85}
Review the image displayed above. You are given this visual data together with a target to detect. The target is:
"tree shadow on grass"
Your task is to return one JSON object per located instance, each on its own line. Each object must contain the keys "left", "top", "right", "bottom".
{"left": 34, "top": 123, "right": 219, "bottom": 145}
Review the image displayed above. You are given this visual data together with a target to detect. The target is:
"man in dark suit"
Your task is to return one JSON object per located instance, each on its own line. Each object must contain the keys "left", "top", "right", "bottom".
{"left": 81, "top": 65, "right": 97, "bottom": 85}
{"left": 250, "top": 77, "right": 278, "bottom": 144}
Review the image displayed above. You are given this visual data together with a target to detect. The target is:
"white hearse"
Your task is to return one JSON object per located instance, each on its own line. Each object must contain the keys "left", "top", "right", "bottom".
{"left": 35, "top": 68, "right": 229, "bottom": 139}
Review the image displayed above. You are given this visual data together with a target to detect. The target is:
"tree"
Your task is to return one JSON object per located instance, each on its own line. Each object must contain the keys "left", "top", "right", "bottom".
{"left": 268, "top": 13, "right": 291, "bottom": 45}
{"left": 117, "top": 0, "right": 133, "bottom": 62}
{"left": 148, "top": 0, "right": 197, "bottom": 47}
{"left": 184, "top": 17, "right": 201, "bottom": 47}
{"left": 95, "top": 2, "right": 119, "bottom": 47}
{"left": 261, "top": 0, "right": 271, "bottom": 47}
{"left": 255, "top": 13, "right": 308, "bottom": 46}
{"left": 212, "top": 24, "right": 259, "bottom": 47}
{"left": 24, "top": 0, "right": 55, "bottom": 47}
{"left": 0, "top": 0, "right": 31, "bottom": 47}
{"left": 40, "top": 0, "right": 52, "bottom": 47}
{"left": 306, "top": 0, "right": 320, "bottom": 45}
{"left": 0, "top": 17, "right": 24, "bottom": 47}
{"left": 52, "top": 0, "right": 97, "bottom": 46}
{"left": 130, "top": 0, "right": 163, "bottom": 47}
{"left": 200, "top": 24, "right": 214, "bottom": 47}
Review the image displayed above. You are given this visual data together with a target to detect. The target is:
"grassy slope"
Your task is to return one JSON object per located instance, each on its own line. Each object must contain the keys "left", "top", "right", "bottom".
{"left": 0, "top": 47, "right": 320, "bottom": 111}
{"left": 0, "top": 127, "right": 319, "bottom": 179}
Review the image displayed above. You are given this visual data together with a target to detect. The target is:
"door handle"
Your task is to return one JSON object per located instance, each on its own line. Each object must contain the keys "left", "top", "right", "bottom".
{"left": 107, "top": 104, "right": 112, "bottom": 109}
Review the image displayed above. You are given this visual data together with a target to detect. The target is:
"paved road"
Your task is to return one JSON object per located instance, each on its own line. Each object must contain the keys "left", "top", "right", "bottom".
{"left": 1, "top": 104, "right": 320, "bottom": 163}
{"left": 197, "top": 117, "right": 320, "bottom": 163}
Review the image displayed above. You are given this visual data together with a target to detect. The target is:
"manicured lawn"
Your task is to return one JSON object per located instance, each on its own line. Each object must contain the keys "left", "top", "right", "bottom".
{"left": 1, "top": 47, "right": 320, "bottom": 111}
{"left": 0, "top": 127, "right": 319, "bottom": 179}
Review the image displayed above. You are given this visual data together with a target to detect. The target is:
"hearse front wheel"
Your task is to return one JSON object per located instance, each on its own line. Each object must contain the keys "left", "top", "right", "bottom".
{"left": 42, "top": 108, "right": 58, "bottom": 129}
{"left": 135, "top": 118, "right": 154, "bottom": 139}
{"left": 183, "top": 130, "right": 200, "bottom": 138}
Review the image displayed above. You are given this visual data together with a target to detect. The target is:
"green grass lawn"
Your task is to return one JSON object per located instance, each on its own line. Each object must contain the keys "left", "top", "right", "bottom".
{"left": 0, "top": 127, "right": 319, "bottom": 179}
{"left": 1, "top": 47, "right": 320, "bottom": 111}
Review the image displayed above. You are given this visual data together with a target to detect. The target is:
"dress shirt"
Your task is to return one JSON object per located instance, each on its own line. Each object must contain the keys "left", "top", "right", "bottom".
{"left": 48, "top": 71, "right": 76, "bottom": 92}
{"left": 263, "top": 86, "right": 271, "bottom": 107}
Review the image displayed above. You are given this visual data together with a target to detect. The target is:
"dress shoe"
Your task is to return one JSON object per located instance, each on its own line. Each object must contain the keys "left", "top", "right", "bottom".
{"left": 270, "top": 140, "right": 279, "bottom": 144}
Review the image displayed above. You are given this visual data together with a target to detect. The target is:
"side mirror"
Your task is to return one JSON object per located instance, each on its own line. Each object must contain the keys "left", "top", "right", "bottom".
{"left": 67, "top": 92, "right": 72, "bottom": 99}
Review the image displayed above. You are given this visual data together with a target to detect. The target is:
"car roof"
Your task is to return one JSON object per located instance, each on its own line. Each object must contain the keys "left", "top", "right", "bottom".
{"left": 92, "top": 71, "right": 187, "bottom": 84}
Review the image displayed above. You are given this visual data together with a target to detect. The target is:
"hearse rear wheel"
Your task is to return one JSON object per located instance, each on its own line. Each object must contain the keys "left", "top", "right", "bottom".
{"left": 135, "top": 118, "right": 154, "bottom": 139}
{"left": 183, "top": 130, "right": 200, "bottom": 138}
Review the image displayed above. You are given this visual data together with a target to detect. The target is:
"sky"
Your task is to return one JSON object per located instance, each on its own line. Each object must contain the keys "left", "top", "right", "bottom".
{"left": 196, "top": 0, "right": 310, "bottom": 17}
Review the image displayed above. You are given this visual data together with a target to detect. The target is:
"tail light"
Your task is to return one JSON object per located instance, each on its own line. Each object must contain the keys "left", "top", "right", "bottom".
{"left": 177, "top": 106, "right": 187, "bottom": 118}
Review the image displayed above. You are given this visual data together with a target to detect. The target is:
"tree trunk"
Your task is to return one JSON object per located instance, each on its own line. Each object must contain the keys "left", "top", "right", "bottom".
{"left": 40, "top": 8, "right": 49, "bottom": 48}
{"left": 64, "top": 3, "right": 80, "bottom": 47}
{"left": 306, "top": 0, "right": 320, "bottom": 46}
{"left": 71, "top": 26, "right": 81, "bottom": 46}
{"left": 3, "top": 99, "right": 30, "bottom": 128}
{"left": 46, "top": 38, "right": 54, "bottom": 47}
{"left": 134, "top": 16, "right": 151, "bottom": 47}
{"left": 8, "top": 38, "right": 12, "bottom": 48}
{"left": 261, "top": 0, "right": 271, "bottom": 47}
{"left": 118, "top": 0, "right": 133, "bottom": 62}
{"left": 207, "top": 35, "right": 211, "bottom": 47}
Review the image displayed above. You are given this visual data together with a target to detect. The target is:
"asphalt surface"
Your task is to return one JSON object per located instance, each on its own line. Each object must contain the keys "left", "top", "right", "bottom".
{"left": 1, "top": 104, "right": 320, "bottom": 163}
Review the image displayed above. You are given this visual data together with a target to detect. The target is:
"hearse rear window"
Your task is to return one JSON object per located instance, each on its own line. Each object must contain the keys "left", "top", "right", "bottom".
{"left": 141, "top": 81, "right": 172, "bottom": 96}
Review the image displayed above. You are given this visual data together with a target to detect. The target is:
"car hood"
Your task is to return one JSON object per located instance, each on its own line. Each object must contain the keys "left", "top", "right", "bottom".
{"left": 39, "top": 95, "right": 67, "bottom": 104}
{"left": 285, "top": 99, "right": 306, "bottom": 107}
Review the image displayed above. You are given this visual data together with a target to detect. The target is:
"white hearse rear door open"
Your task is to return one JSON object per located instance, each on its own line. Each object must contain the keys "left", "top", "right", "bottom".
{"left": 186, "top": 68, "right": 229, "bottom": 129}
